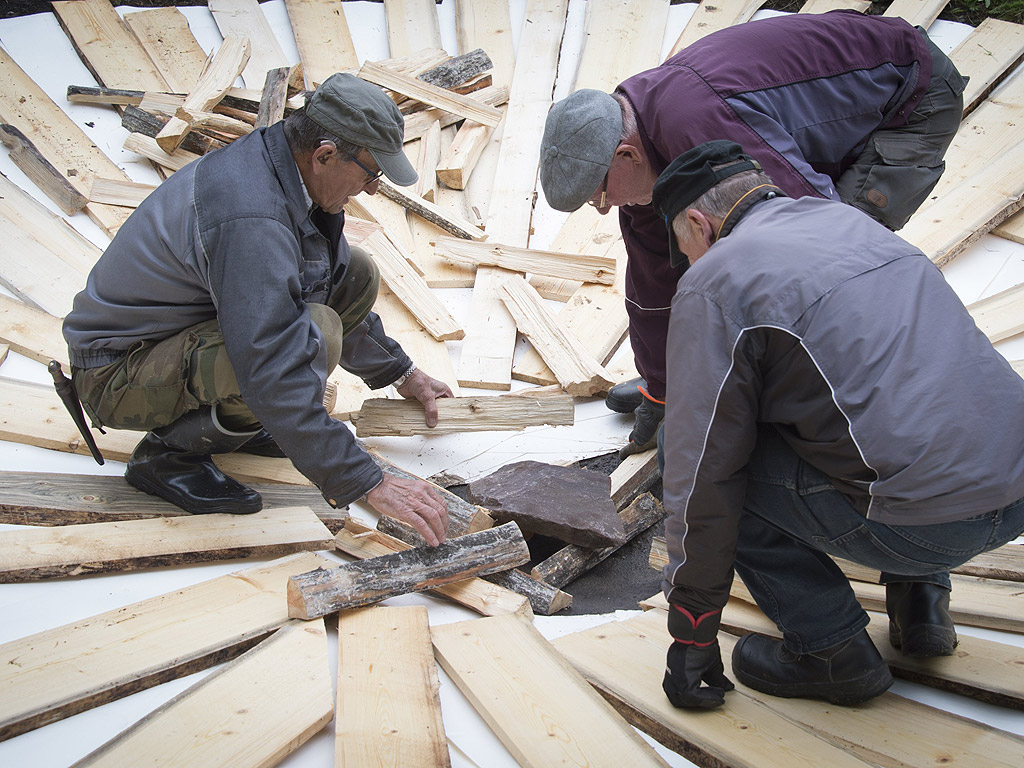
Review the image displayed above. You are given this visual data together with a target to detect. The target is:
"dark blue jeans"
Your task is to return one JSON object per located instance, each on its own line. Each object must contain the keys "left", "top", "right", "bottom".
{"left": 659, "top": 424, "right": 1024, "bottom": 653}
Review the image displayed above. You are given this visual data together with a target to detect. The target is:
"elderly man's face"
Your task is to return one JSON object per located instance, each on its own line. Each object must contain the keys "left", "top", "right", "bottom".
{"left": 586, "top": 144, "right": 658, "bottom": 214}
{"left": 308, "top": 145, "right": 381, "bottom": 214}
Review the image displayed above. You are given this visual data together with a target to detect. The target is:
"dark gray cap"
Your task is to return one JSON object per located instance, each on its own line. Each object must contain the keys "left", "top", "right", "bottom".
{"left": 306, "top": 72, "right": 417, "bottom": 186}
{"left": 539, "top": 90, "right": 622, "bottom": 212}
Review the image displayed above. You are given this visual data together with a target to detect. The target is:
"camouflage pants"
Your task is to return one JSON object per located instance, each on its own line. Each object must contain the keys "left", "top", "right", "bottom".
{"left": 73, "top": 246, "right": 379, "bottom": 433}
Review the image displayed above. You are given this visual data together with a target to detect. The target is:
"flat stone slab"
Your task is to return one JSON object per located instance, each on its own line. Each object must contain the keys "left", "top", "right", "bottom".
{"left": 466, "top": 461, "right": 626, "bottom": 548}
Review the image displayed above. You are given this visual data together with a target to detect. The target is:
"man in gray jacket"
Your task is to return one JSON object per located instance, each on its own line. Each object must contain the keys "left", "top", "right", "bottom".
{"left": 651, "top": 141, "right": 1024, "bottom": 709}
{"left": 63, "top": 74, "right": 451, "bottom": 545}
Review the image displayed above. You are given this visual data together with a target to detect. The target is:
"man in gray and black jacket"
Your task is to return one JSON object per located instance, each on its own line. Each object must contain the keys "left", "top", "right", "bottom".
{"left": 63, "top": 74, "right": 451, "bottom": 545}
{"left": 651, "top": 141, "right": 1024, "bottom": 709}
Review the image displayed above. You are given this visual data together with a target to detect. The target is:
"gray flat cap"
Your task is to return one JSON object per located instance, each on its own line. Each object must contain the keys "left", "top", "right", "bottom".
{"left": 539, "top": 90, "right": 622, "bottom": 212}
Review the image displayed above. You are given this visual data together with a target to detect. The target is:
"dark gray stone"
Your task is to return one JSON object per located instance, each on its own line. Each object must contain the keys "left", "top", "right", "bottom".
{"left": 466, "top": 460, "right": 626, "bottom": 548}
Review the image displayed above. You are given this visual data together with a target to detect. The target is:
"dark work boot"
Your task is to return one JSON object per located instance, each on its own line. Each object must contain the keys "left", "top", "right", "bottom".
{"left": 606, "top": 377, "right": 647, "bottom": 413}
{"left": 125, "top": 406, "right": 263, "bottom": 515}
{"left": 237, "top": 429, "right": 288, "bottom": 458}
{"left": 732, "top": 630, "right": 893, "bottom": 705}
{"left": 886, "top": 581, "right": 958, "bottom": 657}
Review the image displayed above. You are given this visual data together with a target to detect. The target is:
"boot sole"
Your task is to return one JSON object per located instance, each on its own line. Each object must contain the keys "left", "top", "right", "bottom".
{"left": 734, "top": 662, "right": 893, "bottom": 705}
{"left": 889, "top": 624, "right": 958, "bottom": 658}
{"left": 126, "top": 467, "right": 263, "bottom": 515}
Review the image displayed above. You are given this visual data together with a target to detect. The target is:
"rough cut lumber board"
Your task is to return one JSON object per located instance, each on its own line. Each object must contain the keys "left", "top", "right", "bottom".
{"left": 0, "top": 219, "right": 87, "bottom": 318}
{"left": 384, "top": 0, "right": 443, "bottom": 57}
{"left": 995, "top": 206, "right": 1024, "bottom": 244}
{"left": 0, "top": 506, "right": 334, "bottom": 582}
{"left": 0, "top": 47, "right": 132, "bottom": 237}
{"left": 454, "top": 0, "right": 515, "bottom": 90}
{"left": 208, "top": 0, "right": 289, "bottom": 89}
{"left": 413, "top": 117, "right": 441, "bottom": 201}
{"left": 433, "top": 236, "right": 616, "bottom": 285}
{"left": 951, "top": 18, "right": 1024, "bottom": 116}
{"left": 432, "top": 615, "right": 671, "bottom": 768}
{"left": 0, "top": 295, "right": 70, "bottom": 369}
{"left": 378, "top": 180, "right": 488, "bottom": 240}
{"left": 955, "top": 542, "right": 1024, "bottom": 581}
{"left": 553, "top": 611, "right": 876, "bottom": 768}
{"left": 124, "top": 132, "right": 202, "bottom": 172}
{"left": 337, "top": 606, "right": 450, "bottom": 767}
{"left": 799, "top": 0, "right": 871, "bottom": 12}
{"left": 499, "top": 274, "right": 614, "bottom": 396}
{"left": 667, "top": 1, "right": 767, "bottom": 59}
{"left": 610, "top": 447, "right": 660, "bottom": 508}
{"left": 883, "top": 0, "right": 950, "bottom": 27}
{"left": 574, "top": 0, "right": 671, "bottom": 93}
{"left": 122, "top": 7, "right": 208, "bottom": 93}
{"left": 336, "top": 518, "right": 533, "bottom": 619}
{"left": 51, "top": 0, "right": 170, "bottom": 92}
{"left": 965, "top": 280, "right": 1024, "bottom": 342}
{"left": 406, "top": 200, "right": 479, "bottom": 287}
{"left": 71, "top": 619, "right": 333, "bottom": 767}
{"left": 455, "top": 266, "right": 518, "bottom": 390}
{"left": 0, "top": 551, "right": 329, "bottom": 741}
{"left": 283, "top": 0, "right": 359, "bottom": 88}
{"left": 287, "top": 521, "right": 530, "bottom": 619}
{"left": 359, "top": 61, "right": 503, "bottom": 127}
{"left": 0, "top": 471, "right": 348, "bottom": 531}
{"left": 326, "top": 363, "right": 374, "bottom": 420}
{"left": 88, "top": 177, "right": 157, "bottom": 208}
{"left": 352, "top": 392, "right": 574, "bottom": 436}
{"left": 435, "top": 120, "right": 493, "bottom": 190}
{"left": 0, "top": 123, "right": 88, "bottom": 215}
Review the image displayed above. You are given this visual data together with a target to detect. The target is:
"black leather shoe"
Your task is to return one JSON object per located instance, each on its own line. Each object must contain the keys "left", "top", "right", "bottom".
{"left": 237, "top": 429, "right": 288, "bottom": 458}
{"left": 606, "top": 377, "right": 647, "bottom": 413}
{"left": 886, "top": 581, "right": 958, "bottom": 657}
{"left": 732, "top": 630, "right": 892, "bottom": 705}
{"left": 126, "top": 434, "right": 263, "bottom": 515}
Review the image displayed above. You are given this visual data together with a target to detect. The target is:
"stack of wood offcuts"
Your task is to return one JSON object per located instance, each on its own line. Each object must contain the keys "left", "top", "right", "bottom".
{"left": 1, "top": 1, "right": 1024, "bottom": 766}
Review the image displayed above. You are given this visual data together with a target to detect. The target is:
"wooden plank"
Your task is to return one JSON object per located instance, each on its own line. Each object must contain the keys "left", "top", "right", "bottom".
{"left": 965, "top": 279, "right": 1024, "bottom": 342}
{"left": 454, "top": 0, "right": 514, "bottom": 90}
{"left": 883, "top": 0, "right": 950, "bottom": 27}
{"left": 208, "top": 0, "right": 289, "bottom": 89}
{"left": 0, "top": 295, "right": 69, "bottom": 369}
{"left": 287, "top": 521, "right": 530, "bottom": 619}
{"left": 351, "top": 392, "right": 575, "bottom": 436}
{"left": 456, "top": 266, "right": 519, "bottom": 390}
{"left": 0, "top": 47, "right": 131, "bottom": 237}
{"left": 433, "top": 615, "right": 670, "bottom": 767}
{"left": 436, "top": 120, "right": 493, "bottom": 190}
{"left": 667, "top": 0, "right": 766, "bottom": 60}
{"left": 51, "top": 0, "right": 169, "bottom": 92}
{"left": 283, "top": 0, "right": 359, "bottom": 88}
{"left": 254, "top": 64, "right": 298, "bottom": 129}
{"left": 0, "top": 506, "right": 334, "bottom": 582}
{"left": 433, "top": 236, "right": 616, "bottom": 285}
{"left": 88, "top": 177, "right": 157, "bottom": 208}
{"left": 123, "top": 132, "right": 203, "bottom": 172}
{"left": 337, "top": 606, "right": 449, "bottom": 767}
{"left": 951, "top": 18, "right": 1024, "bottom": 116}
{"left": 499, "top": 274, "right": 614, "bottom": 396}
{"left": 955, "top": 542, "right": 1024, "bottom": 582}
{"left": 384, "top": 0, "right": 443, "bottom": 58}
{"left": 0, "top": 123, "right": 88, "bottom": 215}
{"left": 72, "top": 620, "right": 333, "bottom": 767}
{"left": 122, "top": 7, "right": 208, "bottom": 92}
{"left": 336, "top": 518, "right": 533, "bottom": 619}
{"left": 121, "top": 105, "right": 228, "bottom": 156}
{"left": 995, "top": 206, "right": 1024, "bottom": 245}
{"left": 553, "top": 611, "right": 876, "bottom": 768}
{"left": 402, "top": 84, "right": 509, "bottom": 141}
{"left": 574, "top": 0, "right": 671, "bottom": 93}
{"left": 0, "top": 552, "right": 328, "bottom": 741}
{"left": 610, "top": 447, "right": 660, "bottom": 509}
{"left": 414, "top": 118, "right": 441, "bottom": 202}
{"left": 359, "top": 61, "right": 503, "bottom": 127}
{"left": 378, "top": 179, "right": 487, "bottom": 240}
{"left": 799, "top": 0, "right": 871, "bottom": 12}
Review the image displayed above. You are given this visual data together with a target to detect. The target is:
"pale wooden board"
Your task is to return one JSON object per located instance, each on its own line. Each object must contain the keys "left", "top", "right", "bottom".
{"left": 413, "top": 118, "right": 442, "bottom": 202}
{"left": 51, "top": 0, "right": 169, "bottom": 92}
{"left": 609, "top": 447, "right": 660, "bottom": 509}
{"left": 883, "top": 0, "right": 950, "bottom": 28}
{"left": 951, "top": 18, "right": 1024, "bottom": 115}
{"left": 995, "top": 206, "right": 1024, "bottom": 244}
{"left": 965, "top": 280, "right": 1024, "bottom": 342}
{"left": 208, "top": 0, "right": 290, "bottom": 89}
{"left": 337, "top": 606, "right": 450, "bottom": 767}
{"left": 667, "top": 0, "right": 766, "bottom": 59}
{"left": 0, "top": 47, "right": 131, "bottom": 237}
{"left": 0, "top": 506, "right": 334, "bottom": 582}
{"left": 359, "top": 62, "right": 503, "bottom": 128}
{"left": 88, "top": 177, "right": 157, "bottom": 208}
{"left": 72, "top": 619, "right": 333, "bottom": 768}
{"left": 456, "top": 266, "right": 518, "bottom": 390}
{"left": 0, "top": 211, "right": 88, "bottom": 318}
{"left": 326, "top": 365, "right": 374, "bottom": 420}
{"left": 433, "top": 236, "right": 616, "bottom": 285}
{"left": 553, "top": 612, "right": 878, "bottom": 768}
{"left": 530, "top": 200, "right": 622, "bottom": 299}
{"left": 384, "top": 0, "right": 443, "bottom": 58}
{"left": 122, "top": 7, "right": 208, "bottom": 92}
{"left": 574, "top": 0, "right": 671, "bottom": 92}
{"left": 799, "top": 0, "right": 871, "bottom": 13}
{"left": 0, "top": 552, "right": 329, "bottom": 741}
{"left": 431, "top": 615, "right": 671, "bottom": 768}
{"left": 0, "top": 295, "right": 69, "bottom": 369}
{"left": 454, "top": 0, "right": 515, "bottom": 90}
{"left": 283, "top": 0, "right": 359, "bottom": 88}
{"left": 123, "top": 132, "right": 203, "bottom": 172}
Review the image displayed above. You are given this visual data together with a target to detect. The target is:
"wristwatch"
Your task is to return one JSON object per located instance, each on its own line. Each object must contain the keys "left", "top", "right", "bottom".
{"left": 393, "top": 364, "right": 417, "bottom": 389}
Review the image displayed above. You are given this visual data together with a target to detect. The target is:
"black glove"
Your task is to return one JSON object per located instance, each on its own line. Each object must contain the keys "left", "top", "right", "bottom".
{"left": 662, "top": 604, "right": 734, "bottom": 709}
{"left": 619, "top": 392, "right": 665, "bottom": 458}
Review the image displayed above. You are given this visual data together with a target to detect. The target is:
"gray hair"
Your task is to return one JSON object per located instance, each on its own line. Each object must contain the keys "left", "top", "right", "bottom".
{"left": 282, "top": 94, "right": 363, "bottom": 156}
{"left": 611, "top": 91, "right": 638, "bottom": 145}
{"left": 687, "top": 167, "right": 775, "bottom": 218}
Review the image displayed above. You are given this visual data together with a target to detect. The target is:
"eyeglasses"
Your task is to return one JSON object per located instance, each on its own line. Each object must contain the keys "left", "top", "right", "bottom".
{"left": 587, "top": 172, "right": 608, "bottom": 208}
{"left": 346, "top": 152, "right": 384, "bottom": 184}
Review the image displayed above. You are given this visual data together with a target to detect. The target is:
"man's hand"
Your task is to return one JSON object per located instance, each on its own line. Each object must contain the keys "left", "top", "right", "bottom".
{"left": 395, "top": 368, "right": 453, "bottom": 428}
{"left": 663, "top": 604, "right": 734, "bottom": 709}
{"left": 619, "top": 392, "right": 665, "bottom": 459}
{"left": 365, "top": 473, "right": 449, "bottom": 546}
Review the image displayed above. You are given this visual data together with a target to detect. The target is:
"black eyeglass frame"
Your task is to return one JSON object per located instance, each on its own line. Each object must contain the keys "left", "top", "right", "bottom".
{"left": 346, "top": 152, "right": 384, "bottom": 184}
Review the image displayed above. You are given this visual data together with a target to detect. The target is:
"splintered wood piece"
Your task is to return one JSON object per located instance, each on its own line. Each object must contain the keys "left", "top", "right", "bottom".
{"left": 0, "top": 296, "right": 69, "bottom": 369}
{"left": 156, "top": 36, "right": 251, "bottom": 153}
{"left": 0, "top": 124, "right": 88, "bottom": 215}
{"left": 122, "top": 7, "right": 208, "bottom": 92}
{"left": 553, "top": 610, "right": 875, "bottom": 768}
{"left": 610, "top": 447, "right": 661, "bottom": 509}
{"left": 286, "top": 521, "right": 530, "bottom": 620}
{"left": 0, "top": 552, "right": 329, "bottom": 741}
{"left": 336, "top": 518, "right": 533, "bottom": 619}
{"left": 255, "top": 65, "right": 294, "bottom": 128}
{"left": 575, "top": 0, "right": 671, "bottom": 92}
{"left": 283, "top": 0, "right": 358, "bottom": 87}
{"left": 71, "top": 620, "right": 333, "bottom": 767}
{"left": 358, "top": 60, "right": 503, "bottom": 127}
{"left": 403, "top": 85, "right": 509, "bottom": 142}
{"left": 123, "top": 105, "right": 227, "bottom": 156}
{"left": 414, "top": 118, "right": 441, "bottom": 202}
{"left": 499, "top": 275, "right": 614, "bottom": 396}
{"left": 883, "top": 0, "right": 949, "bottom": 27}
{"left": 434, "top": 236, "right": 616, "bottom": 285}
{"left": 124, "top": 132, "right": 202, "bottom": 172}
{"left": 88, "top": 177, "right": 157, "bottom": 208}
{"left": 208, "top": 0, "right": 289, "bottom": 88}
{"left": 337, "top": 606, "right": 449, "bottom": 767}
{"left": 951, "top": 18, "right": 1024, "bottom": 115}
{"left": 384, "top": 0, "right": 443, "bottom": 57}
{"left": 435, "top": 120, "right": 493, "bottom": 190}
{"left": 0, "top": 506, "right": 334, "bottom": 582}
{"left": 377, "top": 180, "right": 486, "bottom": 240}
{"left": 667, "top": 1, "right": 766, "bottom": 59}
{"left": 966, "top": 281, "right": 1024, "bottom": 343}
{"left": 530, "top": 493, "right": 665, "bottom": 589}
{"left": 351, "top": 392, "right": 574, "bottom": 436}
{"left": 432, "top": 615, "right": 671, "bottom": 767}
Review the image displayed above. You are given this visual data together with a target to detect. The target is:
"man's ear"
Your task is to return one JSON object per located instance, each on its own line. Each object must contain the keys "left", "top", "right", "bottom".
{"left": 311, "top": 141, "right": 335, "bottom": 167}
{"left": 614, "top": 143, "right": 644, "bottom": 166}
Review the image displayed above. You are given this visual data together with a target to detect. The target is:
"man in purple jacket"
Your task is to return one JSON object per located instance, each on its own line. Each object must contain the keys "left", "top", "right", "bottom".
{"left": 539, "top": 10, "right": 967, "bottom": 455}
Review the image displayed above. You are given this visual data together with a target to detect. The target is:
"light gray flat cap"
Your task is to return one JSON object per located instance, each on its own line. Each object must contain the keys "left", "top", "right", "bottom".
{"left": 539, "top": 89, "right": 622, "bottom": 212}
